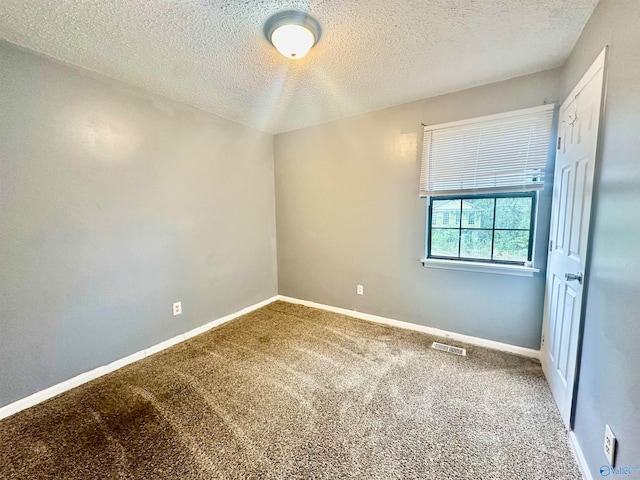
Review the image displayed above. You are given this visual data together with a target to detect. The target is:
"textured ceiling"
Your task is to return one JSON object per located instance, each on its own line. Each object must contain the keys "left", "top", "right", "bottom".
{"left": 0, "top": 1, "right": 599, "bottom": 134}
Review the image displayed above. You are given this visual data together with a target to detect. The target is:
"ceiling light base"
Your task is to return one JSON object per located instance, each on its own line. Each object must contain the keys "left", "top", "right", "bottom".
{"left": 264, "top": 10, "right": 321, "bottom": 60}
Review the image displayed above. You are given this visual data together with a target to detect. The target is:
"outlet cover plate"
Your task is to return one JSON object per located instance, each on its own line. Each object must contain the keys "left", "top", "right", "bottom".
{"left": 173, "top": 301, "right": 182, "bottom": 316}
{"left": 604, "top": 424, "right": 616, "bottom": 466}
{"left": 357, "top": 285, "right": 364, "bottom": 295}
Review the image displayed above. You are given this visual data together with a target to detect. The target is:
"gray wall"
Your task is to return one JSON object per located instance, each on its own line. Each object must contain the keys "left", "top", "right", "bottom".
{"left": 274, "top": 69, "right": 561, "bottom": 349}
{"left": 0, "top": 42, "right": 278, "bottom": 408}
{"left": 561, "top": 0, "right": 640, "bottom": 474}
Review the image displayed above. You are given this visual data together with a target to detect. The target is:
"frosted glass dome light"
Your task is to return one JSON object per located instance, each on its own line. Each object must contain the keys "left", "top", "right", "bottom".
{"left": 265, "top": 11, "right": 321, "bottom": 60}
{"left": 271, "top": 24, "right": 315, "bottom": 59}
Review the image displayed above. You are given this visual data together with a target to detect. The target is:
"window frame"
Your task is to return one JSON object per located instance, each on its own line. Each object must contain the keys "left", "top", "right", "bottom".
{"left": 427, "top": 191, "right": 537, "bottom": 266}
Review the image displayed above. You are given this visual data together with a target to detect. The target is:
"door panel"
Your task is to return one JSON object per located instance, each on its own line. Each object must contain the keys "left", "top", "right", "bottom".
{"left": 555, "top": 166, "right": 572, "bottom": 253}
{"left": 548, "top": 274, "right": 562, "bottom": 364}
{"left": 557, "top": 285, "right": 577, "bottom": 382}
{"left": 569, "top": 157, "right": 589, "bottom": 259}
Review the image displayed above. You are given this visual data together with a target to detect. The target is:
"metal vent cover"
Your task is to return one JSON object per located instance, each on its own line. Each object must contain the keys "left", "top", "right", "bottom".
{"left": 432, "top": 342, "right": 467, "bottom": 356}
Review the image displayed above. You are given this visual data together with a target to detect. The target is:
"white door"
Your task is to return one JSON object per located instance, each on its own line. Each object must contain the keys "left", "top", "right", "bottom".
{"left": 541, "top": 47, "right": 607, "bottom": 428}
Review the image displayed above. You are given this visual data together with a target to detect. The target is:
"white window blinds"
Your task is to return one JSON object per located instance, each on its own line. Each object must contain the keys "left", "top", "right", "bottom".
{"left": 419, "top": 104, "right": 555, "bottom": 197}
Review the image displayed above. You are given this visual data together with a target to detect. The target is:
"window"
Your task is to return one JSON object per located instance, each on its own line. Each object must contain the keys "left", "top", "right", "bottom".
{"left": 467, "top": 213, "right": 475, "bottom": 225}
{"left": 419, "top": 105, "right": 554, "bottom": 270}
{"left": 428, "top": 193, "right": 535, "bottom": 264}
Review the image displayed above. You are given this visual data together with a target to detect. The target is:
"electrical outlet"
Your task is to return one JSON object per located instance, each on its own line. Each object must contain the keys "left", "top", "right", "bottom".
{"left": 604, "top": 424, "right": 616, "bottom": 466}
{"left": 173, "top": 301, "right": 182, "bottom": 316}
{"left": 357, "top": 285, "right": 364, "bottom": 295}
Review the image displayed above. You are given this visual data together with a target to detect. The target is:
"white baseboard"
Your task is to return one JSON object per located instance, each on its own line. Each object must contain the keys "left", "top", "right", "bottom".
{"left": 1, "top": 294, "right": 540, "bottom": 421}
{"left": 0, "top": 295, "right": 279, "bottom": 421}
{"left": 569, "top": 431, "right": 594, "bottom": 480}
{"left": 277, "top": 295, "right": 540, "bottom": 360}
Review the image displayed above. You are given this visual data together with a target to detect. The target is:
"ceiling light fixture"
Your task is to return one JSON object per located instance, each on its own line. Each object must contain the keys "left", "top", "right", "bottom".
{"left": 264, "top": 10, "right": 321, "bottom": 60}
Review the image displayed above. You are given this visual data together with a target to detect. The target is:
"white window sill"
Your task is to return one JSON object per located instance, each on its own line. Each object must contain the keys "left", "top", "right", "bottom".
{"left": 420, "top": 258, "right": 540, "bottom": 277}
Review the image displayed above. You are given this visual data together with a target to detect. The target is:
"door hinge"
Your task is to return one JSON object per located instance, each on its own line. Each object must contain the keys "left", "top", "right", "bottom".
{"left": 549, "top": 240, "right": 553, "bottom": 251}
{"left": 541, "top": 334, "right": 545, "bottom": 346}
{"left": 557, "top": 137, "right": 562, "bottom": 150}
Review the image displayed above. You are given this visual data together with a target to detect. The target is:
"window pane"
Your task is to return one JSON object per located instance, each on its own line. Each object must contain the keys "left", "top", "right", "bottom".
{"left": 495, "top": 197, "right": 532, "bottom": 230}
{"left": 428, "top": 194, "right": 534, "bottom": 265}
{"left": 460, "top": 229, "right": 492, "bottom": 260}
{"left": 432, "top": 199, "right": 461, "bottom": 228}
{"left": 462, "top": 198, "right": 494, "bottom": 229}
{"left": 494, "top": 230, "right": 530, "bottom": 262}
{"left": 431, "top": 229, "right": 459, "bottom": 257}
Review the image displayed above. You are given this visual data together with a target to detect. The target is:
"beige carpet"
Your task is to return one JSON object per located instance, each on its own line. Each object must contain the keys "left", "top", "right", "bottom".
{"left": 0, "top": 301, "right": 580, "bottom": 479}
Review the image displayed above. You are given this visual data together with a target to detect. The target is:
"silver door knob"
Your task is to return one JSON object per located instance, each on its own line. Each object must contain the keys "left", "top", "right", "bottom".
{"left": 565, "top": 272, "right": 583, "bottom": 284}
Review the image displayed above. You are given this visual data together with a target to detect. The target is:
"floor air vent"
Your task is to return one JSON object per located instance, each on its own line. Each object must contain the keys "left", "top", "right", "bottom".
{"left": 432, "top": 342, "right": 467, "bottom": 356}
